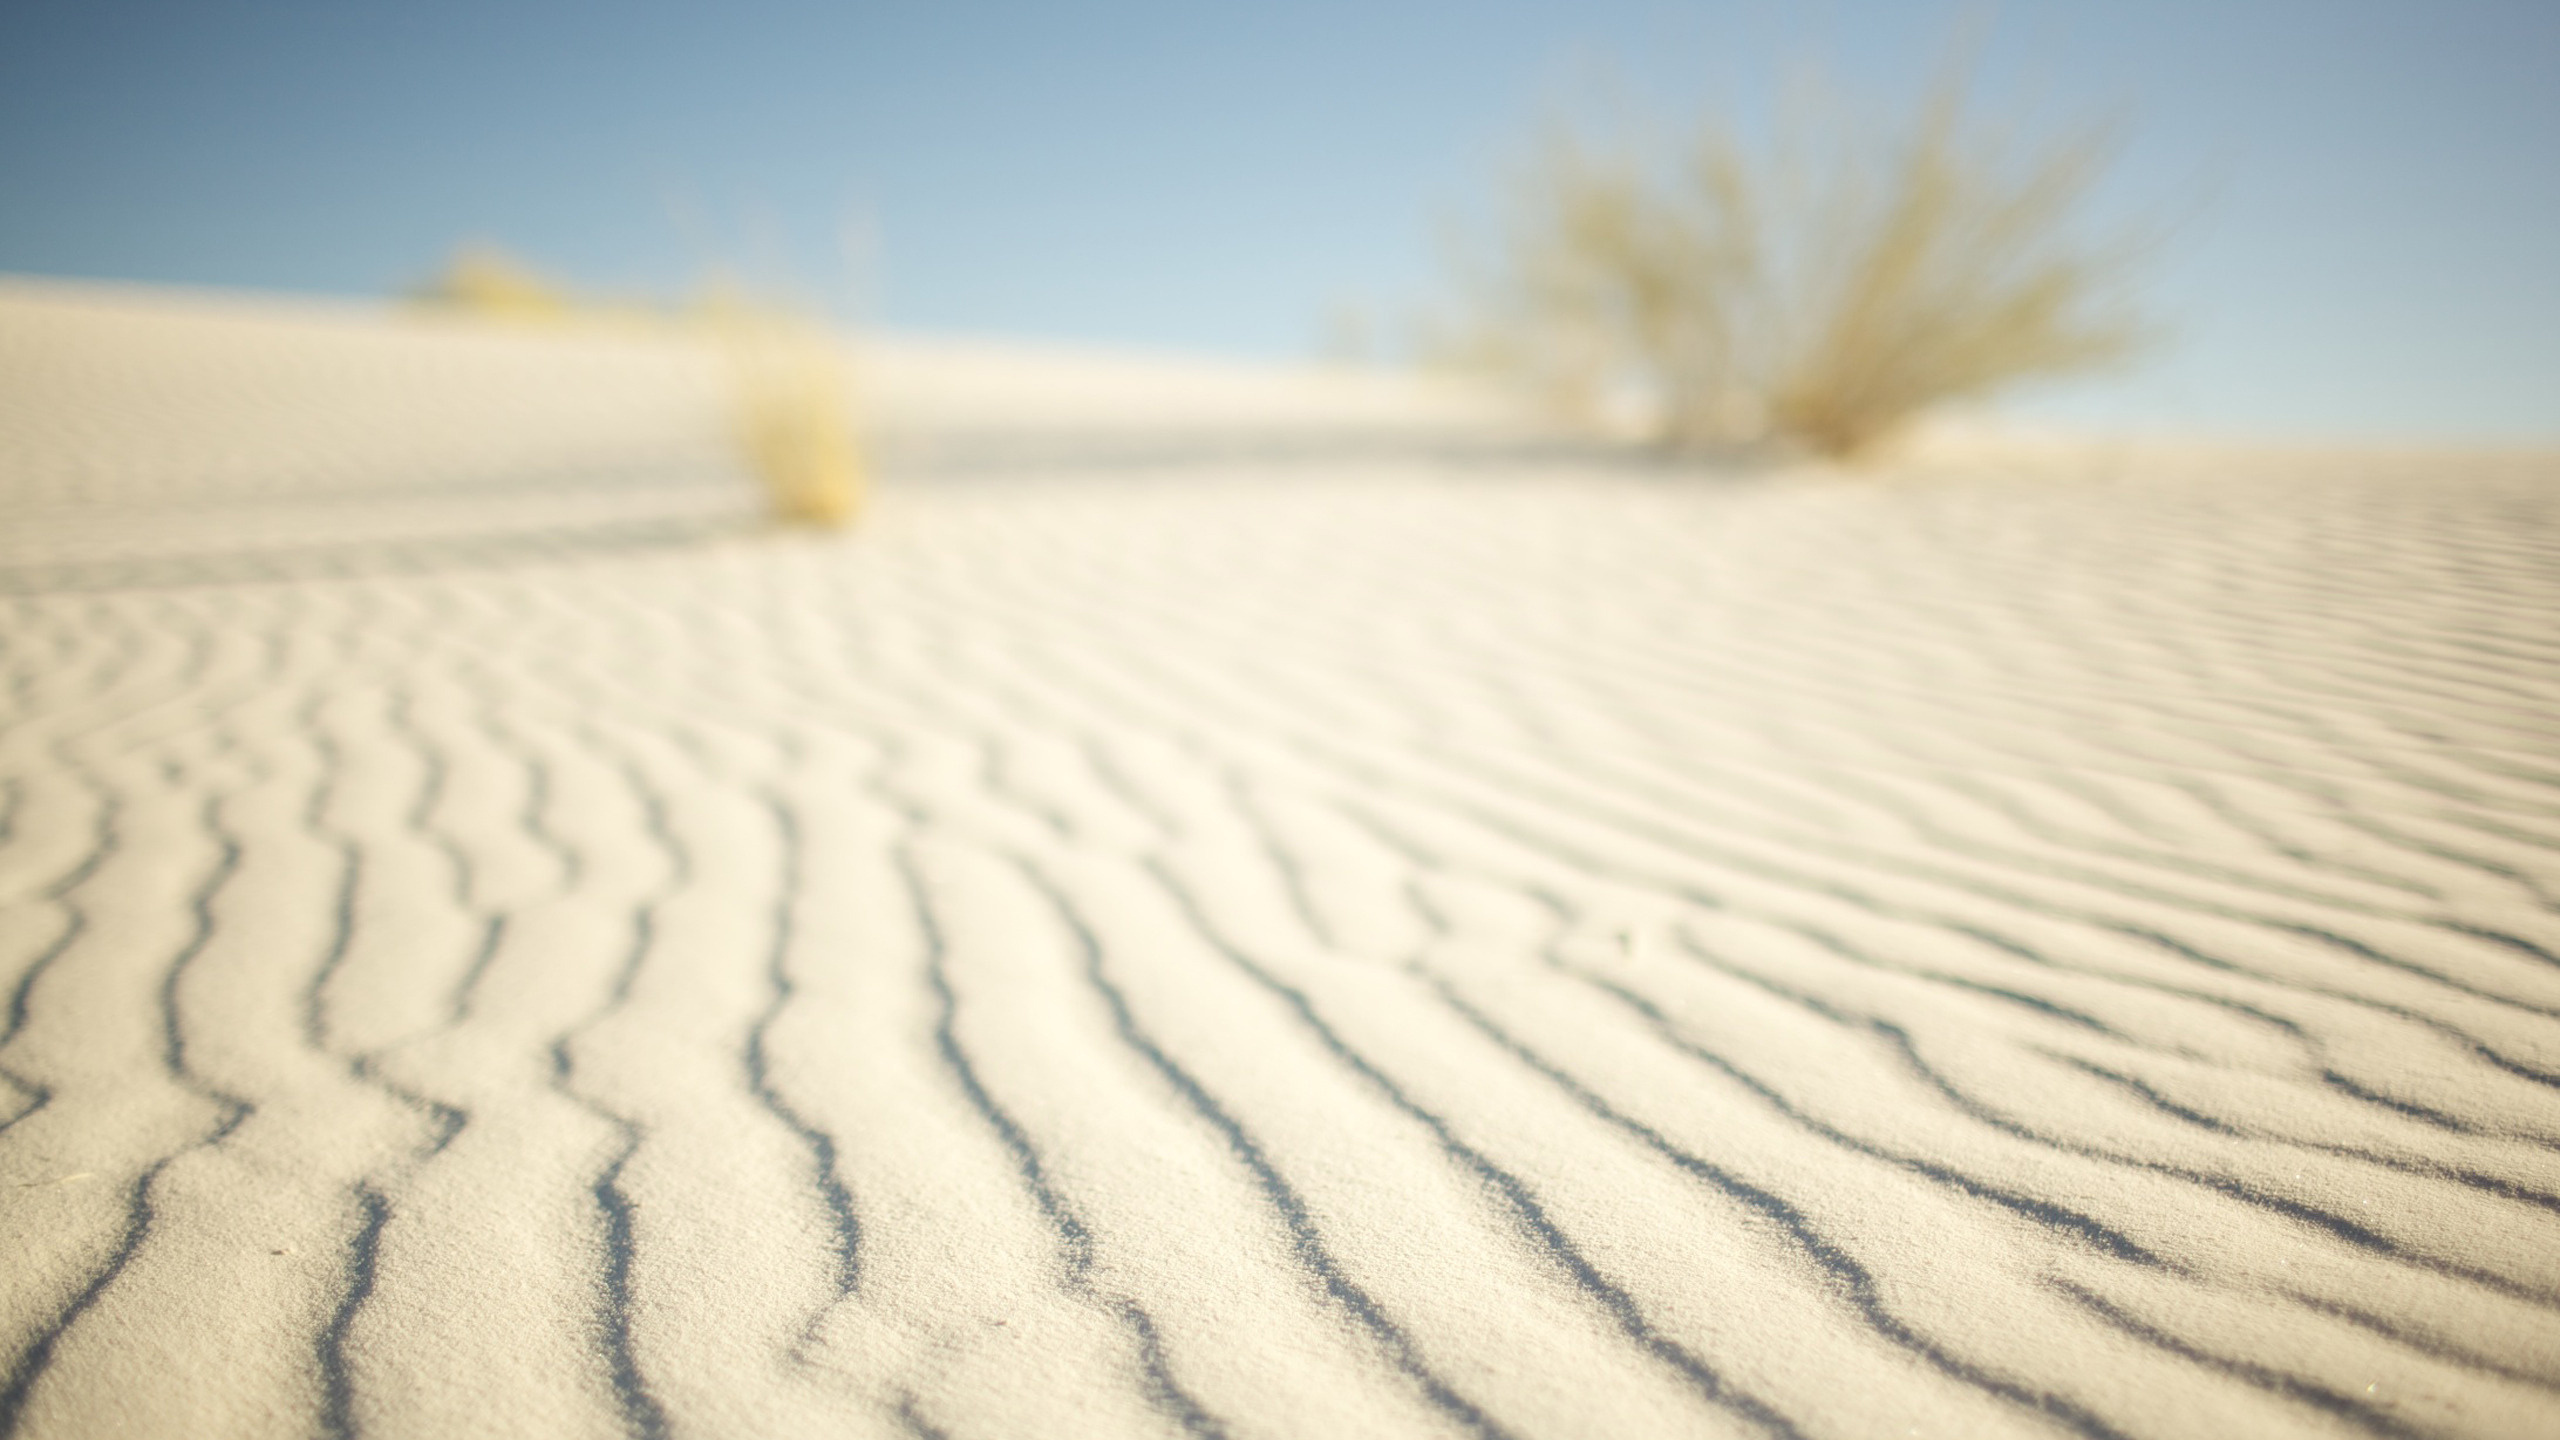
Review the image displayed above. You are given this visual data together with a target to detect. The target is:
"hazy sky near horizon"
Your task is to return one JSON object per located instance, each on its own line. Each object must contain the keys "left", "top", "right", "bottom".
{"left": 3, "top": 0, "right": 2555, "bottom": 441}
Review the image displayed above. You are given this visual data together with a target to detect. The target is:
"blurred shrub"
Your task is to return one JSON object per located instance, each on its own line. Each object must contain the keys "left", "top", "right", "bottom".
{"left": 1441, "top": 71, "right": 2152, "bottom": 460}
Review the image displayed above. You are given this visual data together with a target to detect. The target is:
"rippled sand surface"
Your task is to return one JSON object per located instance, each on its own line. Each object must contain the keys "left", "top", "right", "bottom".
{"left": 4, "top": 281, "right": 2559, "bottom": 1439}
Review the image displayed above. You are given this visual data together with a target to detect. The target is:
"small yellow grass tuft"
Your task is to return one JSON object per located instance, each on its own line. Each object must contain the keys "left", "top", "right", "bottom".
{"left": 712, "top": 297, "right": 865, "bottom": 528}
{"left": 414, "top": 245, "right": 583, "bottom": 323}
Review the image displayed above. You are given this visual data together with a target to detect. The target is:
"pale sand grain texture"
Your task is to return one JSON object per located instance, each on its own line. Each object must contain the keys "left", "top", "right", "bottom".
{"left": 3, "top": 280, "right": 2559, "bottom": 1440}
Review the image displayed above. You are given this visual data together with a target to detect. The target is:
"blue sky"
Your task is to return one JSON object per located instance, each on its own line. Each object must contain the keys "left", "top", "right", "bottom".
{"left": 4, "top": 1, "right": 2554, "bottom": 441}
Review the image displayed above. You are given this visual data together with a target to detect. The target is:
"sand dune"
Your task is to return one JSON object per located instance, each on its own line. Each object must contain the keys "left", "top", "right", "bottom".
{"left": 3, "top": 280, "right": 2558, "bottom": 1439}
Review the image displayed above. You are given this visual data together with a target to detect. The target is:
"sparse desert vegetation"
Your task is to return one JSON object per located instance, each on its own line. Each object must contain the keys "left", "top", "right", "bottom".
{"left": 415, "top": 245, "right": 864, "bottom": 525}
{"left": 1439, "top": 69, "right": 2152, "bottom": 460}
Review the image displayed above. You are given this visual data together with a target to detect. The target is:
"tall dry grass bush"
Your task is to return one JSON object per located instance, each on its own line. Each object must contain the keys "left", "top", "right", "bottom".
{"left": 415, "top": 245, "right": 864, "bottom": 526}
{"left": 1442, "top": 67, "right": 2152, "bottom": 461}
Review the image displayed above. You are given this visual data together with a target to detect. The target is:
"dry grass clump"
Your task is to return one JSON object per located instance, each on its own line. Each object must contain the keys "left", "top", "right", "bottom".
{"left": 707, "top": 293, "right": 864, "bottom": 527}
{"left": 1444, "top": 71, "right": 2150, "bottom": 460}
{"left": 414, "top": 245, "right": 864, "bottom": 527}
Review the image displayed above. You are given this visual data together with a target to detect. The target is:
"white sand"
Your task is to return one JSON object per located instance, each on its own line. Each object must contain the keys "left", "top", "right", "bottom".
{"left": 3, "top": 279, "right": 2559, "bottom": 1440}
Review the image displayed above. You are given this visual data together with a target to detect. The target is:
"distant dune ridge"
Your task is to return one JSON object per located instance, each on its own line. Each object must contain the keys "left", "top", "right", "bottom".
{"left": 3, "top": 281, "right": 2559, "bottom": 1438}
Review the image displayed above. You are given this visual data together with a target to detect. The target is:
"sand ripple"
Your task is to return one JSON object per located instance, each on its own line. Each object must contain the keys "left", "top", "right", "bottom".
{"left": 3, "top": 284, "right": 2558, "bottom": 1438}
